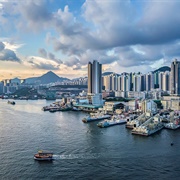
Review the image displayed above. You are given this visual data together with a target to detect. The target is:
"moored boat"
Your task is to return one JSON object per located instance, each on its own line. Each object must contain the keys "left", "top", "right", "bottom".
{"left": 82, "top": 112, "right": 111, "bottom": 123}
{"left": 126, "top": 113, "right": 149, "bottom": 129}
{"left": 164, "top": 122, "right": 180, "bottom": 130}
{"left": 164, "top": 113, "right": 180, "bottom": 130}
{"left": 97, "top": 115, "right": 126, "bottom": 128}
{"left": 132, "top": 114, "right": 164, "bottom": 136}
{"left": 34, "top": 150, "right": 54, "bottom": 161}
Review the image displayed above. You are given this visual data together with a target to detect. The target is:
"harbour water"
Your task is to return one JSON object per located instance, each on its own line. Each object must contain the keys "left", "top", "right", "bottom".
{"left": 0, "top": 100, "right": 179, "bottom": 179}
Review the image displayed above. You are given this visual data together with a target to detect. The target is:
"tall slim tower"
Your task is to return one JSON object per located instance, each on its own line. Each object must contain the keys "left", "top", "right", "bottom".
{"left": 88, "top": 62, "right": 92, "bottom": 93}
{"left": 88, "top": 60, "right": 102, "bottom": 94}
{"left": 170, "top": 59, "right": 180, "bottom": 95}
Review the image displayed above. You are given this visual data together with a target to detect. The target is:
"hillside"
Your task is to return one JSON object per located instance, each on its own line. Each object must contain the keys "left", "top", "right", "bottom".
{"left": 24, "top": 71, "right": 69, "bottom": 84}
{"left": 153, "top": 66, "right": 170, "bottom": 73}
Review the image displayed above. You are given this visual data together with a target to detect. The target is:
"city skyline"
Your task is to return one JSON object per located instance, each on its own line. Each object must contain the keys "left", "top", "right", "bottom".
{"left": 1, "top": 1, "right": 180, "bottom": 80}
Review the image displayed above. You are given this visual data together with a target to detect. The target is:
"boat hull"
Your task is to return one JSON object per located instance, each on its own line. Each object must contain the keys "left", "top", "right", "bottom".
{"left": 164, "top": 124, "right": 180, "bottom": 130}
{"left": 34, "top": 156, "right": 54, "bottom": 161}
{"left": 132, "top": 126, "right": 164, "bottom": 136}
{"left": 125, "top": 124, "right": 135, "bottom": 129}
{"left": 99, "top": 121, "right": 126, "bottom": 128}
{"left": 82, "top": 116, "right": 111, "bottom": 123}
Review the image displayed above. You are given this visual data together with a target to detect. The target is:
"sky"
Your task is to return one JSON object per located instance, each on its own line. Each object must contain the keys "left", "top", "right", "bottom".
{"left": 0, "top": 0, "right": 180, "bottom": 80}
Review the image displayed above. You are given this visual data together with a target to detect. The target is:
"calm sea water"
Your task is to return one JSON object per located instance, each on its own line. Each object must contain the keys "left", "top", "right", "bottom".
{"left": 0, "top": 100, "right": 179, "bottom": 180}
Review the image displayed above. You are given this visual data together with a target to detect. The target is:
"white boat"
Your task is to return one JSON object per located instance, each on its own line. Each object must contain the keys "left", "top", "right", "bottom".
{"left": 97, "top": 115, "right": 126, "bottom": 128}
{"left": 164, "top": 122, "right": 180, "bottom": 130}
{"left": 82, "top": 112, "right": 111, "bottom": 123}
{"left": 132, "top": 114, "right": 164, "bottom": 136}
{"left": 126, "top": 113, "right": 149, "bottom": 129}
{"left": 164, "top": 112, "right": 180, "bottom": 130}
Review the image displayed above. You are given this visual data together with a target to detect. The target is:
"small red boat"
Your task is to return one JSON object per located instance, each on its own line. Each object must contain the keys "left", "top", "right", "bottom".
{"left": 34, "top": 150, "right": 53, "bottom": 161}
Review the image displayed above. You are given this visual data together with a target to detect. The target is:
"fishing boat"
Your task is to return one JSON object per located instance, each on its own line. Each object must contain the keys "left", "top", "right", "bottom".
{"left": 34, "top": 150, "right": 54, "bottom": 161}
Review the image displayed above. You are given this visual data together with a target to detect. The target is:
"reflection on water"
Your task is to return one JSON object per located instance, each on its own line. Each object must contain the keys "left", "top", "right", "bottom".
{"left": 0, "top": 100, "right": 180, "bottom": 179}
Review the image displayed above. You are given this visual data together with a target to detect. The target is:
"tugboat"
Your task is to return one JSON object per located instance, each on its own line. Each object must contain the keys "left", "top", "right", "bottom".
{"left": 34, "top": 150, "right": 54, "bottom": 161}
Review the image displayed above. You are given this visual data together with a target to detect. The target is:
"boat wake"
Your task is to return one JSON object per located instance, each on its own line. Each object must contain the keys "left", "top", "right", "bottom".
{"left": 53, "top": 153, "right": 102, "bottom": 160}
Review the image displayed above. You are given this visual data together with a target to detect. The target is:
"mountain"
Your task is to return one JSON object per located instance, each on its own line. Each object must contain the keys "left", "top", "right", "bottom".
{"left": 25, "top": 77, "right": 39, "bottom": 84}
{"left": 102, "top": 72, "right": 114, "bottom": 76}
{"left": 153, "top": 66, "right": 170, "bottom": 73}
{"left": 37, "top": 71, "right": 69, "bottom": 84}
{"left": 24, "top": 71, "right": 69, "bottom": 84}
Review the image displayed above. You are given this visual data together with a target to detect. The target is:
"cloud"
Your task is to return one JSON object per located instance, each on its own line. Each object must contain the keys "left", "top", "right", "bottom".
{"left": 0, "top": 41, "right": 20, "bottom": 62}
{"left": 27, "top": 56, "right": 60, "bottom": 70}
{"left": 38, "top": 48, "right": 63, "bottom": 63}
{"left": 45, "top": 0, "right": 180, "bottom": 70}
{"left": 32, "top": 62, "right": 60, "bottom": 70}
{"left": 1, "top": 0, "right": 180, "bottom": 75}
{"left": 0, "top": 41, "right": 5, "bottom": 51}
{"left": 64, "top": 56, "right": 80, "bottom": 67}
{"left": 38, "top": 48, "right": 47, "bottom": 58}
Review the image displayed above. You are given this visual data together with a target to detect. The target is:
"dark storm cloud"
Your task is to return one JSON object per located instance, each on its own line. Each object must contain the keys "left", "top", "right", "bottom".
{"left": 0, "top": 41, "right": 20, "bottom": 62}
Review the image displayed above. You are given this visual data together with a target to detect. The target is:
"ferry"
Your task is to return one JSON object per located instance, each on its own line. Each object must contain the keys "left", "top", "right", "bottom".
{"left": 132, "top": 114, "right": 164, "bottom": 136}
{"left": 97, "top": 115, "right": 126, "bottom": 128}
{"left": 34, "top": 150, "right": 54, "bottom": 161}
{"left": 82, "top": 112, "right": 111, "bottom": 123}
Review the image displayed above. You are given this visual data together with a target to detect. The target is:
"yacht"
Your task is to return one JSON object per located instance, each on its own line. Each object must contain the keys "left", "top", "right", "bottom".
{"left": 34, "top": 150, "right": 53, "bottom": 161}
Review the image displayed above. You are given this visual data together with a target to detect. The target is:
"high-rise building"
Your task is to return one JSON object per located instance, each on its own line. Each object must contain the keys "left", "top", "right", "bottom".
{"left": 162, "top": 71, "right": 170, "bottom": 91}
{"left": 170, "top": 59, "right": 180, "bottom": 95}
{"left": 133, "top": 74, "right": 141, "bottom": 92}
{"left": 103, "top": 75, "right": 112, "bottom": 91}
{"left": 154, "top": 71, "right": 159, "bottom": 88}
{"left": 158, "top": 72, "right": 164, "bottom": 90}
{"left": 112, "top": 74, "right": 118, "bottom": 91}
{"left": 117, "top": 76, "right": 121, "bottom": 91}
{"left": 87, "top": 60, "right": 103, "bottom": 106}
{"left": 88, "top": 60, "right": 102, "bottom": 94}
{"left": 140, "top": 74, "right": 146, "bottom": 91}
{"left": 146, "top": 72, "right": 154, "bottom": 91}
